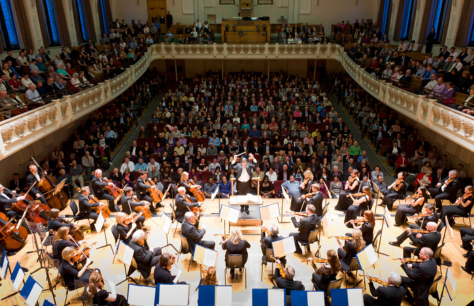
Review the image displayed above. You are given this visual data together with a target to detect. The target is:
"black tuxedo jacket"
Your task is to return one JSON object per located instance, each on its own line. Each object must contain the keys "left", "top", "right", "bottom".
{"left": 367, "top": 282, "right": 406, "bottom": 306}
{"left": 290, "top": 214, "right": 320, "bottom": 241}
{"left": 401, "top": 259, "right": 437, "bottom": 306}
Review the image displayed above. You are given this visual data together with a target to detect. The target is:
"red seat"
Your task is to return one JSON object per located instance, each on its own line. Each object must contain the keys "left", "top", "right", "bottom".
{"left": 156, "top": 123, "right": 166, "bottom": 132}
{"left": 146, "top": 123, "right": 156, "bottom": 130}
{"left": 251, "top": 138, "right": 261, "bottom": 146}
{"left": 147, "top": 138, "right": 156, "bottom": 147}
{"left": 274, "top": 180, "right": 284, "bottom": 196}
{"left": 205, "top": 155, "right": 216, "bottom": 163}
{"left": 199, "top": 138, "right": 209, "bottom": 147}
{"left": 188, "top": 138, "right": 199, "bottom": 146}
{"left": 200, "top": 171, "right": 213, "bottom": 183}
{"left": 307, "top": 123, "right": 316, "bottom": 132}
{"left": 137, "top": 138, "right": 146, "bottom": 147}
{"left": 253, "top": 154, "right": 262, "bottom": 163}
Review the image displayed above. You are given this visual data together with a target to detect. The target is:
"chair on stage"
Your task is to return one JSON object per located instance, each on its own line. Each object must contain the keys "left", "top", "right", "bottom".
{"left": 178, "top": 233, "right": 196, "bottom": 272}
{"left": 169, "top": 203, "right": 182, "bottom": 237}
{"left": 427, "top": 275, "right": 442, "bottom": 306}
{"left": 224, "top": 254, "right": 247, "bottom": 289}
{"left": 69, "top": 200, "right": 92, "bottom": 229}
{"left": 261, "top": 248, "right": 276, "bottom": 281}
{"left": 340, "top": 257, "right": 362, "bottom": 288}
{"left": 298, "top": 228, "right": 322, "bottom": 256}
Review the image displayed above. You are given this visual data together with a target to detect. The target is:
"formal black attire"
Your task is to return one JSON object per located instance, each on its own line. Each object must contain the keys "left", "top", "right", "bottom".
{"left": 363, "top": 282, "right": 406, "bottom": 306}
{"left": 222, "top": 239, "right": 251, "bottom": 270}
{"left": 381, "top": 182, "right": 406, "bottom": 210}
{"left": 116, "top": 223, "right": 136, "bottom": 245}
{"left": 53, "top": 239, "right": 76, "bottom": 261}
{"left": 260, "top": 232, "right": 286, "bottom": 265}
{"left": 335, "top": 179, "right": 360, "bottom": 211}
{"left": 394, "top": 197, "right": 426, "bottom": 225}
{"left": 26, "top": 172, "right": 47, "bottom": 205}
{"left": 292, "top": 179, "right": 314, "bottom": 212}
{"left": 402, "top": 231, "right": 441, "bottom": 258}
{"left": 311, "top": 264, "right": 339, "bottom": 293}
{"left": 460, "top": 226, "right": 474, "bottom": 250}
{"left": 338, "top": 240, "right": 357, "bottom": 266}
{"left": 175, "top": 194, "right": 199, "bottom": 223}
{"left": 466, "top": 250, "right": 474, "bottom": 273}
{"left": 120, "top": 195, "right": 146, "bottom": 225}
{"left": 129, "top": 240, "right": 162, "bottom": 279}
{"left": 307, "top": 191, "right": 323, "bottom": 216}
{"left": 394, "top": 212, "right": 439, "bottom": 245}
{"left": 0, "top": 190, "right": 22, "bottom": 219}
{"left": 232, "top": 160, "right": 256, "bottom": 211}
{"left": 77, "top": 194, "right": 99, "bottom": 223}
{"left": 92, "top": 289, "right": 126, "bottom": 306}
{"left": 48, "top": 218, "right": 74, "bottom": 232}
{"left": 181, "top": 220, "right": 215, "bottom": 251}
{"left": 273, "top": 267, "right": 305, "bottom": 295}
{"left": 154, "top": 264, "right": 186, "bottom": 284}
{"left": 346, "top": 221, "right": 374, "bottom": 246}
{"left": 9, "top": 178, "right": 26, "bottom": 192}
{"left": 135, "top": 177, "right": 159, "bottom": 211}
{"left": 441, "top": 195, "right": 474, "bottom": 226}
{"left": 60, "top": 260, "right": 92, "bottom": 289}
{"left": 400, "top": 259, "right": 437, "bottom": 306}
{"left": 428, "top": 177, "right": 460, "bottom": 211}
{"left": 91, "top": 176, "right": 116, "bottom": 212}
{"left": 289, "top": 214, "right": 320, "bottom": 253}
{"left": 344, "top": 195, "right": 369, "bottom": 225}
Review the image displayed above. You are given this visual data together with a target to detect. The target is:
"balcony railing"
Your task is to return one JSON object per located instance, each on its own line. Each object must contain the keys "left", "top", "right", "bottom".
{"left": 1, "top": 43, "right": 473, "bottom": 161}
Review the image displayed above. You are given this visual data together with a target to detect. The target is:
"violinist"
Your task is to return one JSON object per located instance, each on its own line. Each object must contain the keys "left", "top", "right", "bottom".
{"left": 129, "top": 229, "right": 162, "bottom": 280}
{"left": 441, "top": 185, "right": 474, "bottom": 227}
{"left": 428, "top": 169, "right": 460, "bottom": 213}
{"left": 273, "top": 260, "right": 305, "bottom": 295}
{"left": 120, "top": 187, "right": 149, "bottom": 225}
{"left": 402, "top": 222, "right": 440, "bottom": 259}
{"left": 154, "top": 253, "right": 187, "bottom": 284}
{"left": 335, "top": 169, "right": 359, "bottom": 211}
{"left": 310, "top": 249, "right": 341, "bottom": 294}
{"left": 304, "top": 183, "right": 324, "bottom": 216}
{"left": 394, "top": 187, "right": 428, "bottom": 226}
{"left": 289, "top": 204, "right": 320, "bottom": 254}
{"left": 53, "top": 227, "right": 85, "bottom": 264}
{"left": 88, "top": 270, "right": 129, "bottom": 306}
{"left": 222, "top": 228, "right": 251, "bottom": 278}
{"left": 379, "top": 172, "right": 406, "bottom": 210}
{"left": 175, "top": 187, "right": 201, "bottom": 225}
{"left": 60, "top": 246, "right": 93, "bottom": 289}
{"left": 344, "top": 186, "right": 372, "bottom": 226}
{"left": 346, "top": 210, "right": 375, "bottom": 246}
{"left": 362, "top": 272, "right": 406, "bottom": 306}
{"left": 135, "top": 171, "right": 160, "bottom": 212}
{"left": 261, "top": 224, "right": 286, "bottom": 265}
{"left": 115, "top": 212, "right": 139, "bottom": 244}
{"left": 48, "top": 208, "right": 74, "bottom": 232}
{"left": 337, "top": 228, "right": 365, "bottom": 279}
{"left": 182, "top": 212, "right": 215, "bottom": 251}
{"left": 26, "top": 164, "right": 48, "bottom": 205}
{"left": 78, "top": 186, "right": 101, "bottom": 229}
{"left": 179, "top": 171, "right": 202, "bottom": 196}
{"left": 389, "top": 204, "right": 438, "bottom": 247}
{"left": 91, "top": 169, "right": 117, "bottom": 212}
{"left": 201, "top": 266, "right": 218, "bottom": 285}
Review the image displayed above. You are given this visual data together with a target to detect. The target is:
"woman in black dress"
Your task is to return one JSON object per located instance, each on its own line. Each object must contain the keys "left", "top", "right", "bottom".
{"left": 336, "top": 229, "right": 365, "bottom": 279}
{"left": 394, "top": 187, "right": 428, "bottom": 226}
{"left": 441, "top": 186, "right": 474, "bottom": 227}
{"left": 344, "top": 186, "right": 372, "bottom": 225}
{"left": 260, "top": 175, "right": 274, "bottom": 198}
{"left": 292, "top": 170, "right": 314, "bottom": 211}
{"left": 221, "top": 227, "right": 251, "bottom": 278}
{"left": 60, "top": 247, "right": 93, "bottom": 289}
{"left": 53, "top": 227, "right": 85, "bottom": 264}
{"left": 380, "top": 172, "right": 406, "bottom": 210}
{"left": 335, "top": 169, "right": 360, "bottom": 211}
{"left": 346, "top": 210, "right": 375, "bottom": 246}
{"left": 88, "top": 270, "right": 128, "bottom": 306}
{"left": 311, "top": 249, "right": 341, "bottom": 294}
{"left": 115, "top": 212, "right": 139, "bottom": 245}
{"left": 178, "top": 171, "right": 200, "bottom": 200}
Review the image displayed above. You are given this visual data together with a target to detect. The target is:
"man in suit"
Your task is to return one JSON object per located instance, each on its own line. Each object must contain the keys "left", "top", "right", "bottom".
{"left": 175, "top": 187, "right": 201, "bottom": 224}
{"left": 135, "top": 171, "right": 160, "bottom": 211}
{"left": 232, "top": 153, "right": 257, "bottom": 214}
{"left": 307, "top": 184, "right": 324, "bottom": 217}
{"left": 261, "top": 224, "right": 287, "bottom": 265}
{"left": 90, "top": 169, "right": 117, "bottom": 212}
{"left": 26, "top": 164, "right": 48, "bottom": 205}
{"left": 400, "top": 247, "right": 437, "bottom": 306}
{"left": 289, "top": 204, "right": 320, "bottom": 254}
{"left": 0, "top": 183, "right": 26, "bottom": 216}
{"left": 154, "top": 253, "right": 187, "bottom": 284}
{"left": 129, "top": 229, "right": 162, "bottom": 279}
{"left": 460, "top": 224, "right": 474, "bottom": 252}
{"left": 363, "top": 271, "right": 406, "bottom": 306}
{"left": 402, "top": 222, "right": 441, "bottom": 258}
{"left": 77, "top": 186, "right": 100, "bottom": 228}
{"left": 390, "top": 204, "right": 438, "bottom": 247}
{"left": 428, "top": 170, "right": 460, "bottom": 212}
{"left": 396, "top": 52, "right": 410, "bottom": 66}
{"left": 120, "top": 187, "right": 150, "bottom": 227}
{"left": 9, "top": 173, "right": 26, "bottom": 193}
{"left": 181, "top": 212, "right": 215, "bottom": 252}
{"left": 273, "top": 260, "right": 305, "bottom": 295}
{"left": 129, "top": 141, "right": 141, "bottom": 158}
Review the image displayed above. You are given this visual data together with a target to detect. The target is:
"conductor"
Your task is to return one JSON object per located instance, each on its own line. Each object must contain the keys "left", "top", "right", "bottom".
{"left": 232, "top": 153, "right": 256, "bottom": 214}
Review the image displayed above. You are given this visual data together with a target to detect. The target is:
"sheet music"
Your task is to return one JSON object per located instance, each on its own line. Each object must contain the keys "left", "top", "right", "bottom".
{"left": 12, "top": 267, "right": 25, "bottom": 292}
{"left": 173, "top": 269, "right": 182, "bottom": 284}
{"left": 356, "top": 244, "right": 378, "bottom": 270}
{"left": 116, "top": 241, "right": 134, "bottom": 266}
{"left": 215, "top": 286, "right": 233, "bottom": 305}
{"left": 220, "top": 205, "right": 240, "bottom": 223}
{"left": 94, "top": 212, "right": 105, "bottom": 232}
{"left": 384, "top": 206, "right": 392, "bottom": 228}
{"left": 445, "top": 216, "right": 454, "bottom": 239}
{"left": 307, "top": 291, "right": 325, "bottom": 304}
{"left": 161, "top": 214, "right": 172, "bottom": 234}
{"left": 246, "top": 194, "right": 259, "bottom": 203}
{"left": 267, "top": 289, "right": 285, "bottom": 306}
{"left": 272, "top": 236, "right": 296, "bottom": 258}
{"left": 158, "top": 284, "right": 189, "bottom": 305}
{"left": 259, "top": 203, "right": 280, "bottom": 221}
{"left": 281, "top": 187, "right": 290, "bottom": 204}
{"left": 322, "top": 213, "right": 333, "bottom": 234}
{"left": 446, "top": 267, "right": 457, "bottom": 299}
{"left": 0, "top": 253, "right": 8, "bottom": 279}
{"left": 127, "top": 284, "right": 155, "bottom": 306}
{"left": 283, "top": 236, "right": 296, "bottom": 254}
{"left": 25, "top": 283, "right": 42, "bottom": 306}
{"left": 211, "top": 185, "right": 219, "bottom": 200}
{"left": 203, "top": 249, "right": 218, "bottom": 267}
{"left": 346, "top": 288, "right": 364, "bottom": 306}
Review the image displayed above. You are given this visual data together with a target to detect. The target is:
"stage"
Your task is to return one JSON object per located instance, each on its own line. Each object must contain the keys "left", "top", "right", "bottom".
{"left": 1, "top": 197, "right": 472, "bottom": 306}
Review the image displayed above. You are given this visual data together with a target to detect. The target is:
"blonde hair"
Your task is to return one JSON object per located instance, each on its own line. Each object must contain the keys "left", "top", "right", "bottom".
{"left": 115, "top": 212, "right": 127, "bottom": 224}
{"left": 61, "top": 246, "right": 76, "bottom": 261}
{"left": 352, "top": 229, "right": 366, "bottom": 252}
{"left": 180, "top": 172, "right": 189, "bottom": 182}
{"left": 229, "top": 227, "right": 243, "bottom": 245}
{"left": 304, "top": 169, "right": 314, "bottom": 180}
{"left": 53, "top": 226, "right": 70, "bottom": 244}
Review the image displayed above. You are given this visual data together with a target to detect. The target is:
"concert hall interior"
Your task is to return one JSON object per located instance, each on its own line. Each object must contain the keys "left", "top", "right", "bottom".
{"left": 0, "top": 0, "right": 474, "bottom": 305}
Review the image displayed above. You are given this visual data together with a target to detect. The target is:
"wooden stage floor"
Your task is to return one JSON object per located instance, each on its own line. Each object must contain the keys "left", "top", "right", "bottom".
{"left": 1, "top": 198, "right": 473, "bottom": 305}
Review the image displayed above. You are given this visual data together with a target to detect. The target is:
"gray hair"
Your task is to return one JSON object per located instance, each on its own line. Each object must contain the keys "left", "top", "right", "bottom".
{"left": 285, "top": 266, "right": 295, "bottom": 280}
{"left": 270, "top": 224, "right": 279, "bottom": 236}
{"left": 177, "top": 186, "right": 186, "bottom": 193}
{"left": 184, "top": 212, "right": 194, "bottom": 221}
{"left": 449, "top": 170, "right": 457, "bottom": 175}
{"left": 388, "top": 272, "right": 402, "bottom": 286}
{"left": 132, "top": 229, "right": 145, "bottom": 243}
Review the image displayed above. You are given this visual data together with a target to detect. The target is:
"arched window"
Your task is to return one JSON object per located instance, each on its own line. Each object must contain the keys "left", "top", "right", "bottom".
{"left": 0, "top": 0, "right": 19, "bottom": 49}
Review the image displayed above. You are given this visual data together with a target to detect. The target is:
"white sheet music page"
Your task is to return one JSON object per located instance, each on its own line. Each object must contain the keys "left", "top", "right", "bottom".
{"left": 283, "top": 236, "right": 296, "bottom": 255}
{"left": 203, "top": 249, "right": 217, "bottom": 267}
{"left": 25, "top": 283, "right": 42, "bottom": 306}
{"left": 162, "top": 214, "right": 172, "bottom": 234}
{"left": 267, "top": 289, "right": 285, "bottom": 306}
{"left": 173, "top": 269, "right": 183, "bottom": 284}
{"left": 215, "top": 286, "right": 233, "bottom": 305}
{"left": 228, "top": 207, "right": 239, "bottom": 223}
{"left": 12, "top": 268, "right": 25, "bottom": 292}
{"left": 307, "top": 291, "right": 325, "bottom": 304}
{"left": 158, "top": 284, "right": 189, "bottom": 305}
{"left": 269, "top": 203, "right": 280, "bottom": 219}
{"left": 121, "top": 243, "right": 134, "bottom": 266}
{"left": 347, "top": 288, "right": 364, "bottom": 306}
{"left": 94, "top": 212, "right": 105, "bottom": 232}
{"left": 127, "top": 285, "right": 155, "bottom": 306}
{"left": 0, "top": 256, "right": 8, "bottom": 279}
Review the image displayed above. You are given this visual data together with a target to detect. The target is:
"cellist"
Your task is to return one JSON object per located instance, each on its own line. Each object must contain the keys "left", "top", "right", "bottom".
{"left": 26, "top": 164, "right": 48, "bottom": 205}
{"left": 175, "top": 187, "right": 201, "bottom": 227}
{"left": 178, "top": 171, "right": 202, "bottom": 198}
{"left": 0, "top": 184, "right": 26, "bottom": 219}
{"left": 120, "top": 187, "right": 148, "bottom": 226}
{"left": 91, "top": 169, "right": 117, "bottom": 212}
{"left": 78, "top": 187, "right": 102, "bottom": 230}
{"left": 135, "top": 171, "right": 159, "bottom": 214}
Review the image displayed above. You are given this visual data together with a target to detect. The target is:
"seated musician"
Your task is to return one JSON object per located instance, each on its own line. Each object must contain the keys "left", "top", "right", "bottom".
{"left": 135, "top": 171, "right": 160, "bottom": 212}
{"left": 362, "top": 271, "right": 406, "bottom": 306}
{"left": 310, "top": 249, "right": 341, "bottom": 294}
{"left": 346, "top": 210, "right": 375, "bottom": 246}
{"left": 202, "top": 177, "right": 217, "bottom": 198}
{"left": 60, "top": 246, "right": 93, "bottom": 288}
{"left": 115, "top": 212, "right": 138, "bottom": 245}
{"left": 129, "top": 229, "right": 162, "bottom": 279}
{"left": 390, "top": 203, "right": 439, "bottom": 247}
{"left": 48, "top": 208, "right": 74, "bottom": 232}
{"left": 335, "top": 169, "right": 360, "bottom": 211}
{"left": 26, "top": 164, "right": 48, "bottom": 205}
{"left": 88, "top": 270, "right": 128, "bottom": 306}
{"left": 261, "top": 224, "right": 287, "bottom": 265}
{"left": 399, "top": 247, "right": 437, "bottom": 305}
{"left": 218, "top": 176, "right": 232, "bottom": 198}
{"left": 91, "top": 169, "right": 117, "bottom": 212}
{"left": 201, "top": 266, "right": 218, "bottom": 285}
{"left": 182, "top": 212, "right": 215, "bottom": 251}
{"left": 344, "top": 186, "right": 372, "bottom": 226}
{"left": 0, "top": 183, "right": 26, "bottom": 220}
{"left": 303, "top": 183, "right": 324, "bottom": 216}
{"left": 293, "top": 170, "right": 315, "bottom": 211}
{"left": 221, "top": 228, "right": 251, "bottom": 278}
{"left": 460, "top": 224, "right": 474, "bottom": 252}
{"left": 394, "top": 187, "right": 428, "bottom": 226}
{"left": 289, "top": 204, "right": 320, "bottom": 254}
{"left": 273, "top": 260, "right": 305, "bottom": 295}
{"left": 154, "top": 253, "right": 187, "bottom": 284}
{"left": 462, "top": 247, "right": 474, "bottom": 275}
{"left": 120, "top": 187, "right": 149, "bottom": 226}
{"left": 179, "top": 171, "right": 202, "bottom": 197}
{"left": 379, "top": 172, "right": 406, "bottom": 210}
{"left": 78, "top": 186, "right": 101, "bottom": 229}
{"left": 373, "top": 175, "right": 387, "bottom": 195}
{"left": 175, "top": 187, "right": 201, "bottom": 224}
{"left": 428, "top": 170, "right": 460, "bottom": 213}
{"left": 337, "top": 229, "right": 365, "bottom": 280}
{"left": 402, "top": 222, "right": 441, "bottom": 259}
{"left": 52, "top": 226, "right": 85, "bottom": 263}
{"left": 441, "top": 185, "right": 474, "bottom": 227}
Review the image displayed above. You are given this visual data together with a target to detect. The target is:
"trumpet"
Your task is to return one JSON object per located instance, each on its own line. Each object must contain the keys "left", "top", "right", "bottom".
{"left": 328, "top": 236, "right": 353, "bottom": 241}
{"left": 392, "top": 258, "right": 424, "bottom": 263}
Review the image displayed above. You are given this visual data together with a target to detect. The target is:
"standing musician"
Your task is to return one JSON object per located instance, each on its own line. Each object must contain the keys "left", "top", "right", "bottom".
{"left": 273, "top": 260, "right": 305, "bottom": 295}
{"left": 129, "top": 229, "right": 162, "bottom": 279}
{"left": 399, "top": 247, "right": 437, "bottom": 306}
{"left": 282, "top": 175, "right": 304, "bottom": 212}
{"left": 335, "top": 169, "right": 360, "bottom": 211}
{"left": 394, "top": 187, "right": 428, "bottom": 226}
{"left": 115, "top": 212, "right": 139, "bottom": 244}
{"left": 181, "top": 212, "right": 215, "bottom": 251}
{"left": 231, "top": 154, "right": 257, "bottom": 214}
{"left": 175, "top": 187, "right": 201, "bottom": 225}
{"left": 301, "top": 183, "right": 324, "bottom": 217}
{"left": 221, "top": 228, "right": 251, "bottom": 278}
{"left": 337, "top": 229, "right": 365, "bottom": 280}
{"left": 310, "top": 249, "right": 341, "bottom": 295}
{"left": 441, "top": 185, "right": 474, "bottom": 227}
{"left": 389, "top": 203, "right": 439, "bottom": 247}
{"left": 121, "top": 187, "right": 149, "bottom": 226}
{"left": 402, "top": 222, "right": 441, "bottom": 259}
{"left": 26, "top": 164, "right": 48, "bottom": 205}
{"left": 289, "top": 204, "right": 320, "bottom": 254}
{"left": 60, "top": 246, "right": 93, "bottom": 288}
{"left": 91, "top": 169, "right": 117, "bottom": 212}
{"left": 346, "top": 210, "right": 375, "bottom": 246}
{"left": 78, "top": 186, "right": 102, "bottom": 229}
{"left": 88, "top": 270, "right": 129, "bottom": 306}
{"left": 344, "top": 186, "right": 372, "bottom": 226}
{"left": 362, "top": 271, "right": 406, "bottom": 306}
{"left": 154, "top": 253, "right": 187, "bottom": 284}
{"left": 379, "top": 172, "right": 406, "bottom": 210}
{"left": 428, "top": 169, "right": 460, "bottom": 213}
{"left": 261, "top": 224, "right": 287, "bottom": 265}
{"left": 48, "top": 208, "right": 75, "bottom": 232}
{"left": 294, "top": 170, "right": 314, "bottom": 212}
{"left": 135, "top": 171, "right": 160, "bottom": 213}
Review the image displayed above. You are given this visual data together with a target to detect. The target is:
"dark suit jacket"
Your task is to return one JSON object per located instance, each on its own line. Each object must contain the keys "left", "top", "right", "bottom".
{"left": 154, "top": 265, "right": 174, "bottom": 284}
{"left": 416, "top": 212, "right": 439, "bottom": 229}
{"left": 409, "top": 231, "right": 441, "bottom": 255}
{"left": 175, "top": 194, "right": 199, "bottom": 222}
{"left": 181, "top": 220, "right": 206, "bottom": 252}
{"left": 439, "top": 177, "right": 460, "bottom": 202}
{"left": 274, "top": 267, "right": 305, "bottom": 295}
{"left": 90, "top": 176, "right": 108, "bottom": 198}
{"left": 0, "top": 191, "right": 18, "bottom": 214}
{"left": 368, "top": 282, "right": 406, "bottom": 306}
{"left": 77, "top": 194, "right": 99, "bottom": 216}
{"left": 401, "top": 259, "right": 437, "bottom": 306}
{"left": 129, "top": 241, "right": 155, "bottom": 278}
{"left": 135, "top": 177, "right": 153, "bottom": 198}
{"left": 277, "top": 170, "right": 292, "bottom": 181}
{"left": 26, "top": 172, "right": 43, "bottom": 198}
{"left": 120, "top": 195, "right": 147, "bottom": 215}
{"left": 307, "top": 192, "right": 324, "bottom": 217}
{"left": 129, "top": 145, "right": 142, "bottom": 156}
{"left": 290, "top": 214, "right": 320, "bottom": 241}
{"left": 9, "top": 179, "right": 26, "bottom": 192}
{"left": 232, "top": 161, "right": 256, "bottom": 181}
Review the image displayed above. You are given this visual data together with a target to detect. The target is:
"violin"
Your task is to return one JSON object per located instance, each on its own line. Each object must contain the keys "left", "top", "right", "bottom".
{"left": 188, "top": 179, "right": 205, "bottom": 202}
{"left": 270, "top": 255, "right": 286, "bottom": 278}
{"left": 30, "top": 156, "right": 68, "bottom": 210}
{"left": 301, "top": 258, "right": 328, "bottom": 264}
{"left": 360, "top": 274, "right": 389, "bottom": 286}
{"left": 201, "top": 265, "right": 208, "bottom": 278}
{"left": 407, "top": 229, "right": 430, "bottom": 234}
{"left": 286, "top": 211, "right": 308, "bottom": 217}
{"left": 344, "top": 217, "right": 368, "bottom": 225}
{"left": 131, "top": 195, "right": 152, "bottom": 220}
{"left": 185, "top": 194, "right": 201, "bottom": 219}
{"left": 71, "top": 241, "right": 97, "bottom": 263}
{"left": 346, "top": 192, "right": 366, "bottom": 197}
{"left": 328, "top": 236, "right": 353, "bottom": 241}
{"left": 145, "top": 178, "right": 164, "bottom": 204}
{"left": 11, "top": 188, "right": 51, "bottom": 225}
{"left": 392, "top": 258, "right": 424, "bottom": 263}
{"left": 299, "top": 192, "right": 316, "bottom": 200}
{"left": 412, "top": 213, "right": 432, "bottom": 219}
{"left": 261, "top": 225, "right": 272, "bottom": 236}
{"left": 444, "top": 178, "right": 455, "bottom": 186}
{"left": 214, "top": 233, "right": 229, "bottom": 244}
{"left": 49, "top": 216, "right": 85, "bottom": 242}
{"left": 78, "top": 188, "right": 111, "bottom": 219}
{"left": 0, "top": 212, "right": 28, "bottom": 251}
{"left": 124, "top": 211, "right": 143, "bottom": 224}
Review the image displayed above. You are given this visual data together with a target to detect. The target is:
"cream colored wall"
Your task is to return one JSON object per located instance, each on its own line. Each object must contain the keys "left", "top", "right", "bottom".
{"left": 110, "top": 0, "right": 149, "bottom": 22}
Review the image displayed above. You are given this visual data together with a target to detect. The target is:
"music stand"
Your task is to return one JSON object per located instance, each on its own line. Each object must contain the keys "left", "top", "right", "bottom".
{"left": 54, "top": 179, "right": 67, "bottom": 196}
{"left": 95, "top": 212, "right": 114, "bottom": 254}
{"left": 159, "top": 213, "right": 179, "bottom": 253}
{"left": 373, "top": 183, "right": 384, "bottom": 215}
{"left": 278, "top": 187, "right": 290, "bottom": 224}
{"left": 376, "top": 207, "right": 390, "bottom": 257}
{"left": 114, "top": 240, "right": 138, "bottom": 286}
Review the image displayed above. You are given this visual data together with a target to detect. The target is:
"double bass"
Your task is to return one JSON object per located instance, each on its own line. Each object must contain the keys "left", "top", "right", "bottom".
{"left": 0, "top": 212, "right": 28, "bottom": 251}
{"left": 96, "top": 173, "right": 123, "bottom": 202}
{"left": 30, "top": 156, "right": 68, "bottom": 210}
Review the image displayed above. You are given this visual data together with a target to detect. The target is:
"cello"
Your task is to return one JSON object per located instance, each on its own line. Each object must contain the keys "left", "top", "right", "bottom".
{"left": 188, "top": 179, "right": 205, "bottom": 202}
{"left": 77, "top": 188, "right": 111, "bottom": 218}
{"left": 145, "top": 178, "right": 164, "bottom": 204}
{"left": 97, "top": 174, "right": 123, "bottom": 202}
{"left": 0, "top": 211, "right": 28, "bottom": 251}
{"left": 130, "top": 194, "right": 152, "bottom": 221}
{"left": 185, "top": 194, "right": 200, "bottom": 220}
{"left": 11, "top": 184, "right": 51, "bottom": 225}
{"left": 30, "top": 156, "right": 68, "bottom": 210}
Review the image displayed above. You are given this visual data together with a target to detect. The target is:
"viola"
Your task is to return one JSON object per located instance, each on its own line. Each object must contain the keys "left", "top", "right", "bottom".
{"left": 360, "top": 274, "right": 389, "bottom": 286}
{"left": 328, "top": 236, "right": 353, "bottom": 241}
{"left": 145, "top": 178, "right": 164, "bottom": 204}
{"left": 131, "top": 195, "right": 152, "bottom": 220}
{"left": 344, "top": 217, "right": 368, "bottom": 225}
{"left": 301, "top": 258, "right": 328, "bottom": 264}
{"left": 346, "top": 192, "right": 366, "bottom": 198}
{"left": 286, "top": 211, "right": 308, "bottom": 217}
{"left": 30, "top": 156, "right": 68, "bottom": 210}
{"left": 463, "top": 192, "right": 472, "bottom": 199}
{"left": 409, "top": 229, "right": 430, "bottom": 234}
{"left": 71, "top": 241, "right": 97, "bottom": 262}
{"left": 299, "top": 192, "right": 316, "bottom": 200}
{"left": 392, "top": 258, "right": 423, "bottom": 263}
{"left": 77, "top": 188, "right": 111, "bottom": 218}
{"left": 270, "top": 255, "right": 286, "bottom": 278}
{"left": 214, "top": 233, "right": 229, "bottom": 244}
{"left": 261, "top": 225, "right": 272, "bottom": 236}
{"left": 0, "top": 212, "right": 28, "bottom": 251}
{"left": 188, "top": 179, "right": 205, "bottom": 202}
{"left": 11, "top": 192, "right": 51, "bottom": 225}
{"left": 412, "top": 213, "right": 432, "bottom": 218}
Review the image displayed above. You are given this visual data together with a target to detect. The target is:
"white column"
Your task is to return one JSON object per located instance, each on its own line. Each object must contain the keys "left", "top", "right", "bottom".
{"left": 287, "top": 0, "right": 294, "bottom": 23}
{"left": 90, "top": 0, "right": 103, "bottom": 42}
{"left": 444, "top": 0, "right": 464, "bottom": 47}
{"left": 293, "top": 0, "right": 300, "bottom": 24}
